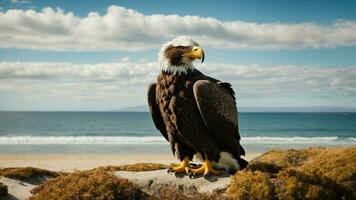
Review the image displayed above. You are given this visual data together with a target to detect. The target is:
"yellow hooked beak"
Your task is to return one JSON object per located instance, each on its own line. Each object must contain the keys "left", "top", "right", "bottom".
{"left": 183, "top": 46, "right": 205, "bottom": 63}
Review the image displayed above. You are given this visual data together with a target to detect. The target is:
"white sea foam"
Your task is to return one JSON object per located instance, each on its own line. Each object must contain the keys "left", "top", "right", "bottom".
{"left": 242, "top": 136, "right": 341, "bottom": 144}
{"left": 0, "top": 136, "right": 355, "bottom": 145}
{"left": 0, "top": 136, "right": 166, "bottom": 145}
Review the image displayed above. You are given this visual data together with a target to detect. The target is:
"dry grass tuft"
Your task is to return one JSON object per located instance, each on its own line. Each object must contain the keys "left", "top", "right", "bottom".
{"left": 29, "top": 169, "right": 151, "bottom": 200}
{"left": 98, "top": 163, "right": 168, "bottom": 172}
{"left": 299, "top": 147, "right": 356, "bottom": 190}
{"left": 275, "top": 169, "right": 353, "bottom": 200}
{"left": 227, "top": 147, "right": 356, "bottom": 200}
{"left": 0, "top": 167, "right": 62, "bottom": 183}
{"left": 0, "top": 182, "right": 8, "bottom": 198}
{"left": 227, "top": 170, "right": 273, "bottom": 200}
{"left": 250, "top": 148, "right": 318, "bottom": 168}
{"left": 154, "top": 187, "right": 229, "bottom": 200}
{"left": 246, "top": 162, "right": 282, "bottom": 174}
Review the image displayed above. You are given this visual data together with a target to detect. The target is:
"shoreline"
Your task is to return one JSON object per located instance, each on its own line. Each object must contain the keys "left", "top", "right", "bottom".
{"left": 0, "top": 152, "right": 261, "bottom": 172}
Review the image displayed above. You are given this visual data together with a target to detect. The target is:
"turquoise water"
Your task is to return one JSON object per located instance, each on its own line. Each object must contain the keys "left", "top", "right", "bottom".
{"left": 0, "top": 112, "right": 355, "bottom": 154}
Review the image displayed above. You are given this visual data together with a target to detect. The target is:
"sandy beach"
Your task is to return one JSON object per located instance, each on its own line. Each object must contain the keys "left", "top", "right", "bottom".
{"left": 0, "top": 152, "right": 261, "bottom": 172}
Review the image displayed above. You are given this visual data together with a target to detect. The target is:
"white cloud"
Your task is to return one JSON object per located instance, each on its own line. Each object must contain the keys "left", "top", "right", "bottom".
{"left": 0, "top": 61, "right": 355, "bottom": 110}
{"left": 0, "top": 61, "right": 157, "bottom": 82}
{"left": 200, "top": 63, "right": 356, "bottom": 97}
{"left": 0, "top": 6, "right": 356, "bottom": 51}
{"left": 11, "top": 0, "right": 31, "bottom": 4}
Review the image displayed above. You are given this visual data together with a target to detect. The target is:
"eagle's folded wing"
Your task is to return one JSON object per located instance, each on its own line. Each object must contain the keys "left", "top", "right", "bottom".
{"left": 147, "top": 83, "right": 168, "bottom": 141}
{"left": 193, "top": 80, "right": 245, "bottom": 156}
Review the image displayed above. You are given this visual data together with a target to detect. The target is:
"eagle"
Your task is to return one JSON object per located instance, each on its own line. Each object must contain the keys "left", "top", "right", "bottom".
{"left": 148, "top": 36, "right": 248, "bottom": 177}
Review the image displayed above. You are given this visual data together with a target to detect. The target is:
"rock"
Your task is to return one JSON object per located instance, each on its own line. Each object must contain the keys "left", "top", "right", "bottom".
{"left": 115, "top": 169, "right": 231, "bottom": 194}
{"left": 0, "top": 181, "right": 8, "bottom": 198}
{"left": 0, "top": 177, "right": 37, "bottom": 200}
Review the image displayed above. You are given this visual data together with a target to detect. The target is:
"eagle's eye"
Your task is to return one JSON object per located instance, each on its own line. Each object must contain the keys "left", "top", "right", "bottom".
{"left": 178, "top": 46, "right": 185, "bottom": 51}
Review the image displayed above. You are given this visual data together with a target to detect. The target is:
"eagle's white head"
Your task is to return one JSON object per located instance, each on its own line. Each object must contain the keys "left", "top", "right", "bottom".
{"left": 158, "top": 36, "right": 205, "bottom": 75}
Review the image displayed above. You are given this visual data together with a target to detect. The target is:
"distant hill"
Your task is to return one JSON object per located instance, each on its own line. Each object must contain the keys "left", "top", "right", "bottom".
{"left": 118, "top": 105, "right": 149, "bottom": 112}
{"left": 238, "top": 106, "right": 356, "bottom": 112}
{"left": 118, "top": 105, "right": 356, "bottom": 112}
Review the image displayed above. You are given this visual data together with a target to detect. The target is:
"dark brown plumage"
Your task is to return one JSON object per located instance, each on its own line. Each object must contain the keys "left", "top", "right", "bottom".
{"left": 148, "top": 37, "right": 247, "bottom": 175}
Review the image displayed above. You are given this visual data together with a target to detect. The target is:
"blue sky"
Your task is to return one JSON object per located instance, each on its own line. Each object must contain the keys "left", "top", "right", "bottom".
{"left": 2, "top": 0, "right": 356, "bottom": 65}
{"left": 3, "top": 0, "right": 356, "bottom": 22}
{"left": 0, "top": 0, "right": 355, "bottom": 111}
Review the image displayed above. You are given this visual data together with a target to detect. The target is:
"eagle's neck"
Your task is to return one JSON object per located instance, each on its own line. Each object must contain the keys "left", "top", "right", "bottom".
{"left": 159, "top": 57, "right": 194, "bottom": 75}
{"left": 158, "top": 69, "right": 193, "bottom": 86}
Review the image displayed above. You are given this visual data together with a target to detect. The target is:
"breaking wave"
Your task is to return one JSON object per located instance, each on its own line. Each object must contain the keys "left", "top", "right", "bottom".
{"left": 0, "top": 136, "right": 355, "bottom": 145}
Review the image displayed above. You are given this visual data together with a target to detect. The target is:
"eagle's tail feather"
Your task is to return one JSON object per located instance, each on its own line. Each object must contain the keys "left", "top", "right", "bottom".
{"left": 238, "top": 158, "right": 249, "bottom": 170}
{"left": 239, "top": 145, "right": 246, "bottom": 156}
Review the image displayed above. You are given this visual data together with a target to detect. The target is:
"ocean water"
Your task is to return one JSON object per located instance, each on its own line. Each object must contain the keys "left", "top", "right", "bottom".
{"left": 0, "top": 111, "right": 355, "bottom": 154}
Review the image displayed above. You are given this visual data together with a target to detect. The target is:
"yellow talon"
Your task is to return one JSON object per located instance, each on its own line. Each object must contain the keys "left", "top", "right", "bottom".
{"left": 190, "top": 160, "right": 221, "bottom": 176}
{"left": 168, "top": 157, "right": 190, "bottom": 174}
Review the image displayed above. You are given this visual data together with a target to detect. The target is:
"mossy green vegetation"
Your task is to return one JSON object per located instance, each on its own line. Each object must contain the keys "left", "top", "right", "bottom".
{"left": 0, "top": 182, "right": 8, "bottom": 198}
{"left": 29, "top": 169, "right": 151, "bottom": 200}
{"left": 227, "top": 147, "right": 356, "bottom": 200}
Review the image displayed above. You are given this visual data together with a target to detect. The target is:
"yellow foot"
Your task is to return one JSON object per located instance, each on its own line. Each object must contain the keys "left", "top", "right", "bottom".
{"left": 189, "top": 160, "right": 222, "bottom": 178}
{"left": 167, "top": 157, "right": 190, "bottom": 174}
